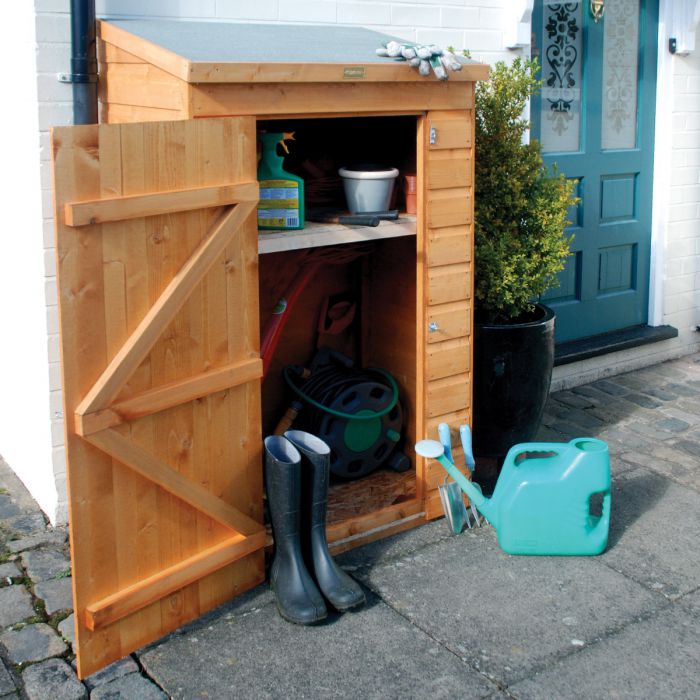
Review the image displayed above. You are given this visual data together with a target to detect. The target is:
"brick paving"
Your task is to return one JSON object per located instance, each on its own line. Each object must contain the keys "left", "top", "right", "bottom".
{"left": 2, "top": 353, "right": 700, "bottom": 698}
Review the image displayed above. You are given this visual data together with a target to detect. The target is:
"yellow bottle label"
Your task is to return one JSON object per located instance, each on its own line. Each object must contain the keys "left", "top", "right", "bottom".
{"left": 258, "top": 180, "right": 300, "bottom": 228}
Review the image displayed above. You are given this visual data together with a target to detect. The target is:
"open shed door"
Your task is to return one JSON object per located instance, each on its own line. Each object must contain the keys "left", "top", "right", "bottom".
{"left": 51, "top": 117, "right": 264, "bottom": 678}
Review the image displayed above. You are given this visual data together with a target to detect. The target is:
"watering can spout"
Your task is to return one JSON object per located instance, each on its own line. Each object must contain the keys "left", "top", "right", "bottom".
{"left": 414, "top": 440, "right": 499, "bottom": 528}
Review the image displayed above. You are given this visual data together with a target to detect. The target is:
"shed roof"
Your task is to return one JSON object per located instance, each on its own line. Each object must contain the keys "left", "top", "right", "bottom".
{"left": 98, "top": 19, "right": 488, "bottom": 84}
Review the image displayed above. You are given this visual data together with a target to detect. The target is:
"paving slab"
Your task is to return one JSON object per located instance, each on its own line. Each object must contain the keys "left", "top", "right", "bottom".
{"left": 139, "top": 591, "right": 497, "bottom": 699}
{"left": 0, "top": 562, "right": 20, "bottom": 581}
{"left": 508, "top": 594, "right": 700, "bottom": 699}
{"left": 602, "top": 469, "right": 700, "bottom": 599}
{"left": 90, "top": 673, "right": 167, "bottom": 699}
{"left": 0, "top": 623, "right": 67, "bottom": 665}
{"left": 58, "top": 614, "right": 75, "bottom": 648}
{"left": 0, "top": 495, "right": 21, "bottom": 520}
{"left": 6, "top": 530, "right": 68, "bottom": 554}
{"left": 5, "top": 513, "right": 46, "bottom": 537}
{"left": 0, "top": 585, "right": 35, "bottom": 628}
{"left": 0, "top": 662, "right": 15, "bottom": 696}
{"left": 81, "top": 657, "right": 139, "bottom": 690}
{"left": 356, "top": 525, "right": 663, "bottom": 686}
{"left": 618, "top": 443, "right": 700, "bottom": 491}
{"left": 21, "top": 658, "right": 86, "bottom": 700}
{"left": 34, "top": 577, "right": 73, "bottom": 615}
{"left": 20, "top": 549, "right": 70, "bottom": 583}
{"left": 337, "top": 518, "right": 453, "bottom": 572}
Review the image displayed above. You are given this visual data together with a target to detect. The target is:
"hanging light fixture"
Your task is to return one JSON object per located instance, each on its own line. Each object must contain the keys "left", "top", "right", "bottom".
{"left": 590, "top": 0, "right": 605, "bottom": 23}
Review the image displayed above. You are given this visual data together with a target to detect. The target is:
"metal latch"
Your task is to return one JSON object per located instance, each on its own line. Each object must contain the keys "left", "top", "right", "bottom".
{"left": 429, "top": 127, "right": 437, "bottom": 145}
{"left": 428, "top": 321, "right": 439, "bottom": 333}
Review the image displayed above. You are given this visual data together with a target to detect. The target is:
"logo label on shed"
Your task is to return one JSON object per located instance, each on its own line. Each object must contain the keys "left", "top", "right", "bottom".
{"left": 343, "top": 66, "right": 365, "bottom": 79}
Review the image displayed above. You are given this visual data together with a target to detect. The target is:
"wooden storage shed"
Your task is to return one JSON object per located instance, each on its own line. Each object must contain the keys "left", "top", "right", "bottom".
{"left": 51, "top": 20, "right": 488, "bottom": 677}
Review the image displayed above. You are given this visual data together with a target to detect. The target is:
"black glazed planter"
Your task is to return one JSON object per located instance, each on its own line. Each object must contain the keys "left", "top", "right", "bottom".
{"left": 472, "top": 303, "right": 555, "bottom": 468}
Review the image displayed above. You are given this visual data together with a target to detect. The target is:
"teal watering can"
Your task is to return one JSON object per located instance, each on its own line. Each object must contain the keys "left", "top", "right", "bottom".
{"left": 416, "top": 437, "right": 611, "bottom": 556}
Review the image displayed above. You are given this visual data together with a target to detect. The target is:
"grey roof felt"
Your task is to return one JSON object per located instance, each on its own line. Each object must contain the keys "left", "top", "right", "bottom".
{"left": 103, "top": 19, "right": 407, "bottom": 64}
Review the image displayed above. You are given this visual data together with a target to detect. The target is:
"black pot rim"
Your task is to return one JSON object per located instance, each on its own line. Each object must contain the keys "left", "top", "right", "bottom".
{"left": 476, "top": 303, "right": 555, "bottom": 331}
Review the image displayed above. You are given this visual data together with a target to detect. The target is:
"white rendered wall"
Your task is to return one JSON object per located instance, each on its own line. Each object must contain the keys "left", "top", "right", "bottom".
{"left": 0, "top": 4, "right": 56, "bottom": 520}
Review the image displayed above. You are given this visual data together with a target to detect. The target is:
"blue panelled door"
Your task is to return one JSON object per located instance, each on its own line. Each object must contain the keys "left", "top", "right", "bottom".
{"left": 532, "top": 0, "right": 659, "bottom": 342}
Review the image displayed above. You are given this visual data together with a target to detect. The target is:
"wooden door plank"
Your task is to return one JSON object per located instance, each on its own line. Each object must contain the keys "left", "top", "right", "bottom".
{"left": 66, "top": 181, "right": 258, "bottom": 226}
{"left": 428, "top": 264, "right": 470, "bottom": 306}
{"left": 427, "top": 225, "right": 470, "bottom": 267}
{"left": 77, "top": 357, "right": 263, "bottom": 435}
{"left": 428, "top": 107, "right": 473, "bottom": 149}
{"left": 84, "top": 530, "right": 266, "bottom": 631}
{"left": 76, "top": 199, "right": 257, "bottom": 416}
{"left": 426, "top": 149, "right": 471, "bottom": 189}
{"left": 427, "top": 188, "right": 472, "bottom": 228}
{"left": 87, "top": 428, "right": 263, "bottom": 536}
{"left": 426, "top": 373, "right": 470, "bottom": 417}
{"left": 427, "top": 301, "right": 471, "bottom": 343}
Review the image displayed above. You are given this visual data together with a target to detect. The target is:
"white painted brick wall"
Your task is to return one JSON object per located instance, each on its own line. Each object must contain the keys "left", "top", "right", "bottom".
{"left": 17, "top": 1, "right": 700, "bottom": 516}
{"left": 27, "top": 1, "right": 514, "bottom": 523}
{"left": 664, "top": 46, "right": 700, "bottom": 344}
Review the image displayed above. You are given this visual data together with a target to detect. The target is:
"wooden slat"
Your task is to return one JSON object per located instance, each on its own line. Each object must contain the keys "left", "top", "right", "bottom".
{"left": 100, "top": 62, "right": 189, "bottom": 110}
{"left": 100, "top": 103, "right": 185, "bottom": 124}
{"left": 426, "top": 337, "right": 470, "bottom": 381}
{"left": 188, "top": 61, "right": 488, "bottom": 84}
{"left": 66, "top": 182, "right": 259, "bottom": 226}
{"left": 76, "top": 358, "right": 263, "bottom": 435}
{"left": 425, "top": 408, "right": 471, "bottom": 440}
{"left": 426, "top": 373, "right": 470, "bottom": 418}
{"left": 426, "top": 149, "right": 472, "bottom": 189}
{"left": 98, "top": 41, "right": 147, "bottom": 65}
{"left": 98, "top": 22, "right": 192, "bottom": 81}
{"left": 428, "top": 264, "right": 470, "bottom": 306}
{"left": 84, "top": 531, "right": 266, "bottom": 631}
{"left": 427, "top": 300, "right": 471, "bottom": 343}
{"left": 427, "top": 188, "right": 472, "bottom": 228}
{"left": 326, "top": 499, "right": 423, "bottom": 544}
{"left": 91, "top": 425, "right": 257, "bottom": 544}
{"left": 193, "top": 82, "right": 471, "bottom": 118}
{"left": 87, "top": 428, "right": 263, "bottom": 537}
{"left": 427, "top": 225, "right": 471, "bottom": 267}
{"left": 428, "top": 109, "right": 473, "bottom": 150}
{"left": 76, "top": 200, "right": 257, "bottom": 415}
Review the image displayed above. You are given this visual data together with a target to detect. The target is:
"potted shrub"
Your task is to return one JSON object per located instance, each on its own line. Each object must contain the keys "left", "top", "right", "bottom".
{"left": 470, "top": 58, "right": 576, "bottom": 481}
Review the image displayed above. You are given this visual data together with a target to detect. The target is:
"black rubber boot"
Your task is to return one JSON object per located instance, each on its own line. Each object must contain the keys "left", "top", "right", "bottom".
{"left": 284, "top": 430, "right": 366, "bottom": 612}
{"left": 264, "top": 435, "right": 327, "bottom": 625}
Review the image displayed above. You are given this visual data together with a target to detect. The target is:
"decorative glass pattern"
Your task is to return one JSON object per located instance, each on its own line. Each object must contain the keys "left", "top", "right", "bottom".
{"left": 602, "top": 0, "right": 640, "bottom": 150}
{"left": 540, "top": 2, "right": 583, "bottom": 153}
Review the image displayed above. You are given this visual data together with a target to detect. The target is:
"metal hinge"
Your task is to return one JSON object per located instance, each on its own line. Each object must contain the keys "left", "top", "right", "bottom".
{"left": 429, "top": 127, "right": 437, "bottom": 145}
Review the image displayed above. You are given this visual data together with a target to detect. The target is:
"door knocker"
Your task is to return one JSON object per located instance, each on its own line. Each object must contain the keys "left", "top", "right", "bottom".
{"left": 590, "top": 0, "right": 605, "bottom": 23}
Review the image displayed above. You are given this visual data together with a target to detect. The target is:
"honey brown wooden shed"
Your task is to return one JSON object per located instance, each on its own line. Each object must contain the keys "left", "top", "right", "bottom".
{"left": 50, "top": 19, "right": 488, "bottom": 677}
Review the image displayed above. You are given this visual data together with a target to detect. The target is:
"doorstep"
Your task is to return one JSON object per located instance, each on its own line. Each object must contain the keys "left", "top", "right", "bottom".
{"left": 554, "top": 324, "right": 678, "bottom": 367}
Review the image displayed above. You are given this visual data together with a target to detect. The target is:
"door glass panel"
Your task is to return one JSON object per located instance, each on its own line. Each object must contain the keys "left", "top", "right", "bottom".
{"left": 601, "top": 0, "right": 640, "bottom": 150}
{"left": 540, "top": 1, "right": 583, "bottom": 153}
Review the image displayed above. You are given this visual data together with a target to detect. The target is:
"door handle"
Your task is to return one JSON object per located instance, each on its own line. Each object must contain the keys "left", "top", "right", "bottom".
{"left": 590, "top": 0, "right": 604, "bottom": 23}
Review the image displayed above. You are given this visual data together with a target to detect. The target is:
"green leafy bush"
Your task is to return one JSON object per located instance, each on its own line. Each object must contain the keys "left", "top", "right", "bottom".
{"left": 474, "top": 57, "right": 576, "bottom": 323}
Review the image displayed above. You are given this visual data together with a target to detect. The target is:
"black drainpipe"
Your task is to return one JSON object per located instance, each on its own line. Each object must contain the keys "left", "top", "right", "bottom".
{"left": 61, "top": 0, "right": 98, "bottom": 124}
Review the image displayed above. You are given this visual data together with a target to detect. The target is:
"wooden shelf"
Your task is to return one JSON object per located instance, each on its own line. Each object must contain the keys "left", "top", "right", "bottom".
{"left": 258, "top": 215, "right": 416, "bottom": 254}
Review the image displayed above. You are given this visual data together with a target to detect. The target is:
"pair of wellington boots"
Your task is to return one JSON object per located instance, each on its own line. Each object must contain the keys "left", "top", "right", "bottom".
{"left": 264, "top": 430, "right": 366, "bottom": 624}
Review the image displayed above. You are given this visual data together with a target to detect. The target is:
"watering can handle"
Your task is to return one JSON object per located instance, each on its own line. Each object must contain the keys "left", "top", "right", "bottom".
{"left": 591, "top": 491, "right": 611, "bottom": 533}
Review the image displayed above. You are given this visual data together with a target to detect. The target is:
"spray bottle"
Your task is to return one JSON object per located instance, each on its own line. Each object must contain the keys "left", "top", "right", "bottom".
{"left": 257, "top": 132, "right": 305, "bottom": 230}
